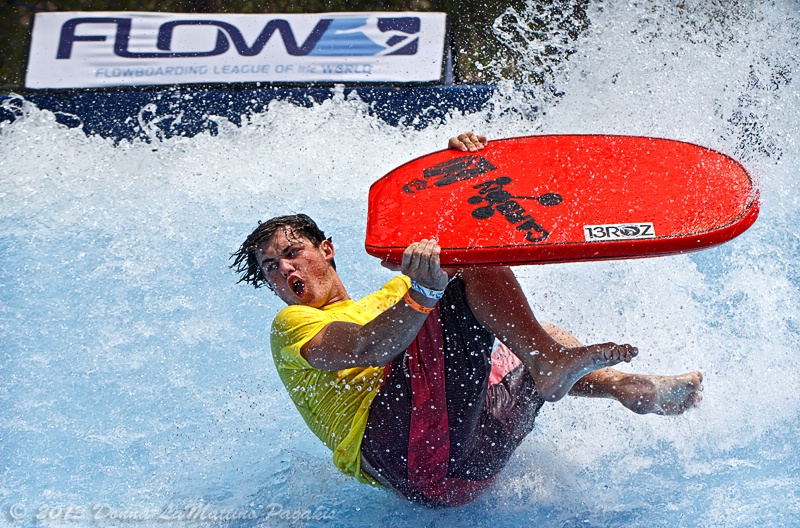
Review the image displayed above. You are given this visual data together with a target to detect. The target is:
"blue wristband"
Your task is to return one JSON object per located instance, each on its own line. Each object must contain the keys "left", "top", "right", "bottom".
{"left": 410, "top": 280, "right": 445, "bottom": 300}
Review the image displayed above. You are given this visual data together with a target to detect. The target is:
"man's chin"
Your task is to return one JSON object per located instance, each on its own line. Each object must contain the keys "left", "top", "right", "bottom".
{"left": 285, "top": 297, "right": 306, "bottom": 306}
{"left": 277, "top": 291, "right": 304, "bottom": 306}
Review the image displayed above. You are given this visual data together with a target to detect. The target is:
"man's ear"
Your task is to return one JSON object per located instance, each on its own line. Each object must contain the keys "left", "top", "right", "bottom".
{"left": 320, "top": 238, "right": 335, "bottom": 263}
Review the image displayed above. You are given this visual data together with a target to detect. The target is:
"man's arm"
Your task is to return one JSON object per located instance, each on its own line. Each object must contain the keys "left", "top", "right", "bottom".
{"left": 300, "top": 239, "right": 449, "bottom": 370}
{"left": 300, "top": 132, "right": 487, "bottom": 371}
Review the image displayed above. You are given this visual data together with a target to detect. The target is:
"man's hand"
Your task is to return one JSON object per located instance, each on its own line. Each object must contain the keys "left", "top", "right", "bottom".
{"left": 448, "top": 131, "right": 488, "bottom": 152}
{"left": 401, "top": 239, "right": 448, "bottom": 292}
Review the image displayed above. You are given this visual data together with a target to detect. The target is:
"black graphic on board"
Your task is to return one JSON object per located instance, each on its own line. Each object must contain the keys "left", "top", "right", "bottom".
{"left": 403, "top": 156, "right": 496, "bottom": 193}
{"left": 469, "top": 177, "right": 562, "bottom": 243}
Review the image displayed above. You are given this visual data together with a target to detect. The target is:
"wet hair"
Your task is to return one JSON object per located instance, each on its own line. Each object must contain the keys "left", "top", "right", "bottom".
{"left": 230, "top": 213, "right": 335, "bottom": 289}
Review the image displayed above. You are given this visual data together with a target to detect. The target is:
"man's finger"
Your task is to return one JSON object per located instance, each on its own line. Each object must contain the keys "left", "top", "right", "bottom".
{"left": 430, "top": 243, "right": 441, "bottom": 272}
{"left": 458, "top": 133, "right": 477, "bottom": 152}
{"left": 401, "top": 242, "right": 419, "bottom": 271}
{"left": 380, "top": 259, "right": 401, "bottom": 271}
{"left": 420, "top": 239, "right": 437, "bottom": 270}
{"left": 410, "top": 239, "right": 432, "bottom": 270}
{"left": 448, "top": 136, "right": 468, "bottom": 151}
{"left": 448, "top": 131, "right": 488, "bottom": 152}
{"left": 469, "top": 133, "right": 488, "bottom": 148}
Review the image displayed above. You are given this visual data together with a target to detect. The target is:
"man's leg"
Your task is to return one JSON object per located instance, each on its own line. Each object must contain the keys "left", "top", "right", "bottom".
{"left": 542, "top": 323, "right": 703, "bottom": 415}
{"left": 458, "top": 266, "right": 635, "bottom": 402}
{"left": 458, "top": 267, "right": 701, "bottom": 411}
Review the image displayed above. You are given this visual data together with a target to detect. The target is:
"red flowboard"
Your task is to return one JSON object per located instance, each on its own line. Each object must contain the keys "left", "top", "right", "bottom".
{"left": 365, "top": 135, "right": 758, "bottom": 266}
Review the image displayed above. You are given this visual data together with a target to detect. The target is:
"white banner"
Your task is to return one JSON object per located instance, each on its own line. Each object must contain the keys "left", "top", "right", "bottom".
{"left": 26, "top": 11, "right": 447, "bottom": 88}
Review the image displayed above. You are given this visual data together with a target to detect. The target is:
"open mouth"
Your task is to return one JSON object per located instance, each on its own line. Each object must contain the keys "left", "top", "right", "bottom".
{"left": 291, "top": 279, "right": 305, "bottom": 297}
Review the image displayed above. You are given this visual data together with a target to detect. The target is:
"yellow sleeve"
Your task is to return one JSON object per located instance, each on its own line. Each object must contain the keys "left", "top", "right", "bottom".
{"left": 270, "top": 305, "right": 332, "bottom": 370}
{"left": 358, "top": 275, "right": 411, "bottom": 314}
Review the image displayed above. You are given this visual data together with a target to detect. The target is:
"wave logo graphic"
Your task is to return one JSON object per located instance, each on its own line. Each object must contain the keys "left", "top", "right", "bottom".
{"left": 56, "top": 16, "right": 421, "bottom": 59}
{"left": 310, "top": 17, "right": 420, "bottom": 56}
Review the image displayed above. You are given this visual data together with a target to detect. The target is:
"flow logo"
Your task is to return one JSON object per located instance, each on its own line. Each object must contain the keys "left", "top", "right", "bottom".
{"left": 56, "top": 16, "right": 422, "bottom": 59}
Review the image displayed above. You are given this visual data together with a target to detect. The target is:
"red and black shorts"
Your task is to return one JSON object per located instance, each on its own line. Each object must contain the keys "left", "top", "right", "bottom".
{"left": 361, "top": 277, "right": 545, "bottom": 507}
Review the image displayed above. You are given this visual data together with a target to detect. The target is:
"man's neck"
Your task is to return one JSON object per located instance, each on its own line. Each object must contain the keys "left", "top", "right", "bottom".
{"left": 322, "top": 275, "right": 350, "bottom": 307}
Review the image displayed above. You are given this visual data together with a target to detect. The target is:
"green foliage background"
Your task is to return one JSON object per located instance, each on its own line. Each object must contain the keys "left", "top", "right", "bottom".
{"left": 0, "top": 0, "right": 589, "bottom": 89}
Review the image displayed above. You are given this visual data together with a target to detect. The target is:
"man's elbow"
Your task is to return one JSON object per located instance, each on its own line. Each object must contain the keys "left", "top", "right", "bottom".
{"left": 351, "top": 338, "right": 394, "bottom": 368}
{"left": 367, "top": 355, "right": 392, "bottom": 367}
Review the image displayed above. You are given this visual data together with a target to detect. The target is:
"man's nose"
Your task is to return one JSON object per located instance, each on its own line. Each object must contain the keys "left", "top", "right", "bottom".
{"left": 278, "top": 259, "right": 295, "bottom": 277}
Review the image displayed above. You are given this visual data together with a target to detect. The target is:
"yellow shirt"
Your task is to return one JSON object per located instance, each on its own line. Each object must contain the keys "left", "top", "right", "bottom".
{"left": 270, "top": 275, "right": 411, "bottom": 485}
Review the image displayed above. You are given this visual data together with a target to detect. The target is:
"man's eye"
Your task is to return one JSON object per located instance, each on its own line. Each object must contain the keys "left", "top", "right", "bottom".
{"left": 288, "top": 249, "right": 299, "bottom": 258}
{"left": 265, "top": 263, "right": 277, "bottom": 272}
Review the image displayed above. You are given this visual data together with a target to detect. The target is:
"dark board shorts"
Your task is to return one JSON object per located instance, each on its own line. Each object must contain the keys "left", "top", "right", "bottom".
{"left": 361, "top": 277, "right": 545, "bottom": 507}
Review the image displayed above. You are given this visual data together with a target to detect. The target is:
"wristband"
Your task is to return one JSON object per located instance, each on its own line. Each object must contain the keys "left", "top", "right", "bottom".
{"left": 410, "top": 280, "right": 445, "bottom": 300}
{"left": 403, "top": 291, "right": 434, "bottom": 315}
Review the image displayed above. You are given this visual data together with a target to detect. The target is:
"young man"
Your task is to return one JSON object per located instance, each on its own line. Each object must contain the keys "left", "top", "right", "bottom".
{"left": 231, "top": 132, "right": 703, "bottom": 507}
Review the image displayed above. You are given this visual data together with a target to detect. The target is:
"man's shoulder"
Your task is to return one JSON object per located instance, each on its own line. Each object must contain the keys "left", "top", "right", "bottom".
{"left": 271, "top": 304, "right": 327, "bottom": 332}
{"left": 270, "top": 305, "right": 333, "bottom": 370}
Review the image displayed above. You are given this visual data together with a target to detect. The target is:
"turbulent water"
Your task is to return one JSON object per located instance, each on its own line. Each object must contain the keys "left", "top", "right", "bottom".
{"left": 2, "top": 1, "right": 799, "bottom": 526}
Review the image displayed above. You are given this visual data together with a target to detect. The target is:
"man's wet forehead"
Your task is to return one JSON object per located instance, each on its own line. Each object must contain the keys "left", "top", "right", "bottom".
{"left": 256, "top": 229, "right": 308, "bottom": 259}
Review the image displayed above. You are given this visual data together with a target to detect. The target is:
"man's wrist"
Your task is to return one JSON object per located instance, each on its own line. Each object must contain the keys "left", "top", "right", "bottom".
{"left": 410, "top": 280, "right": 445, "bottom": 300}
{"left": 403, "top": 290, "right": 435, "bottom": 314}
{"left": 407, "top": 287, "right": 438, "bottom": 307}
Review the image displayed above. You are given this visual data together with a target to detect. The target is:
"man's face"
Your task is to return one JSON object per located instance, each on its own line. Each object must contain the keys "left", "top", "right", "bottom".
{"left": 254, "top": 228, "right": 338, "bottom": 308}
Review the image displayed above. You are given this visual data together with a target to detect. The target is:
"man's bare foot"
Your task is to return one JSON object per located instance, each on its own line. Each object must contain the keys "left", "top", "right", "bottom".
{"left": 614, "top": 371, "right": 704, "bottom": 415}
{"left": 533, "top": 343, "right": 638, "bottom": 402}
